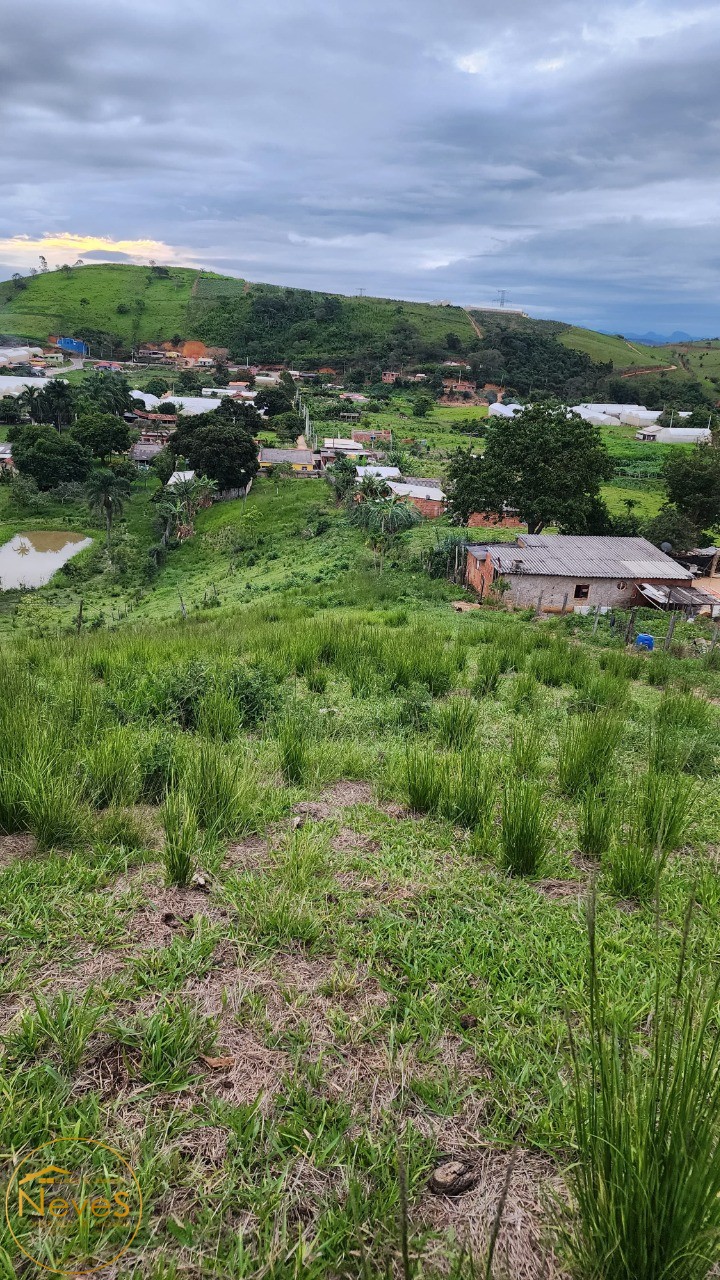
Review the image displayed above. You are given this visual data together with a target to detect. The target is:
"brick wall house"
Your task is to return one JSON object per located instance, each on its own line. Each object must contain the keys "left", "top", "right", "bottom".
{"left": 465, "top": 535, "right": 694, "bottom": 611}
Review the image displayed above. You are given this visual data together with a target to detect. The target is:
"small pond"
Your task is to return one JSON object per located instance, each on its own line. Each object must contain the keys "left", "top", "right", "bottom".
{"left": 0, "top": 531, "right": 92, "bottom": 589}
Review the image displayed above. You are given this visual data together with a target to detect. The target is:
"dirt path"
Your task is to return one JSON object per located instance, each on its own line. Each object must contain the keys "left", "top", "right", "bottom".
{"left": 464, "top": 308, "right": 483, "bottom": 339}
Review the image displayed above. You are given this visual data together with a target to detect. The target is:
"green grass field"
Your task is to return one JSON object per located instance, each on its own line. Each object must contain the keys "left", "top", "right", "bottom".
{"left": 0, "top": 587, "right": 719, "bottom": 1275}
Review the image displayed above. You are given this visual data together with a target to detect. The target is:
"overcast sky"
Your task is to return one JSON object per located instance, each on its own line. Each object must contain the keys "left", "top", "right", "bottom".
{"left": 1, "top": 0, "right": 719, "bottom": 334}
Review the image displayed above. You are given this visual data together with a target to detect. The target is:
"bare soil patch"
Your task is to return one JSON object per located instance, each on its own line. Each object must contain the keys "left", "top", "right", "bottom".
{"left": 223, "top": 835, "right": 271, "bottom": 872}
{"left": 420, "top": 1145, "right": 566, "bottom": 1280}
{"left": 127, "top": 886, "right": 232, "bottom": 950}
{"left": 0, "top": 833, "right": 37, "bottom": 871}
{"left": 535, "top": 879, "right": 586, "bottom": 901}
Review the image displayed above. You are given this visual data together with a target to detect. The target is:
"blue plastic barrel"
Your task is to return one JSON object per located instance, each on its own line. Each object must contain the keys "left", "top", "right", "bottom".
{"left": 636, "top": 633, "right": 654, "bottom": 650}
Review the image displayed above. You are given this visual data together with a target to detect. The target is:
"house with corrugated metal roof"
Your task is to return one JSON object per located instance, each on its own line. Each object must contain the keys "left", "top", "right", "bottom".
{"left": 465, "top": 534, "right": 698, "bottom": 612}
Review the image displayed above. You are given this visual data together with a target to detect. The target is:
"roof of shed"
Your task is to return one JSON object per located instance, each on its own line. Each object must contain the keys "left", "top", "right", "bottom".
{"left": 466, "top": 535, "right": 693, "bottom": 581}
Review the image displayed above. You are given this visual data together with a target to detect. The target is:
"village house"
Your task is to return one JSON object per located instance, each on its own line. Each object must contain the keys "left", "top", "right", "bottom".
{"left": 0, "top": 443, "right": 14, "bottom": 472}
{"left": 319, "top": 438, "right": 367, "bottom": 466}
{"left": 130, "top": 441, "right": 164, "bottom": 467}
{"left": 382, "top": 371, "right": 400, "bottom": 383}
{"left": 468, "top": 507, "right": 523, "bottom": 530}
{"left": 258, "top": 447, "right": 316, "bottom": 473}
{"left": 387, "top": 480, "right": 446, "bottom": 518}
{"left": 465, "top": 534, "right": 700, "bottom": 612}
{"left": 352, "top": 428, "right": 392, "bottom": 445}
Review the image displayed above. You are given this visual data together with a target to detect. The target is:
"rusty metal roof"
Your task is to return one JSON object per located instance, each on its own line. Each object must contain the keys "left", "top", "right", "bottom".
{"left": 467, "top": 535, "right": 693, "bottom": 581}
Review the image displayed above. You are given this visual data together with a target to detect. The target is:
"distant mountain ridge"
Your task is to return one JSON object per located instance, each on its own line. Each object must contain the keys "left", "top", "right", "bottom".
{"left": 621, "top": 330, "right": 701, "bottom": 345}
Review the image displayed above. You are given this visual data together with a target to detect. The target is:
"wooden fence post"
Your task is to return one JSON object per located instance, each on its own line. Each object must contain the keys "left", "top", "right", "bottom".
{"left": 664, "top": 612, "right": 678, "bottom": 652}
{"left": 591, "top": 605, "right": 601, "bottom": 635}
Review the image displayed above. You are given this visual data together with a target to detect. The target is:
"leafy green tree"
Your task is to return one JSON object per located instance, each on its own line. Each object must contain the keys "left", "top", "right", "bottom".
{"left": 12, "top": 426, "right": 92, "bottom": 490}
{"left": 0, "top": 397, "right": 22, "bottom": 424}
{"left": 645, "top": 505, "right": 701, "bottom": 554}
{"left": 151, "top": 447, "right": 176, "bottom": 485}
{"left": 73, "top": 411, "right": 132, "bottom": 460}
{"left": 447, "top": 403, "right": 613, "bottom": 533}
{"left": 85, "top": 467, "right": 131, "bottom": 551}
{"left": 214, "top": 364, "right": 230, "bottom": 387}
{"left": 176, "top": 369, "right": 201, "bottom": 393}
{"left": 38, "top": 380, "right": 77, "bottom": 429}
{"left": 663, "top": 446, "right": 720, "bottom": 533}
{"left": 412, "top": 395, "right": 434, "bottom": 418}
{"left": 445, "top": 447, "right": 484, "bottom": 524}
{"left": 145, "top": 376, "right": 170, "bottom": 398}
{"left": 356, "top": 473, "right": 390, "bottom": 500}
{"left": 255, "top": 387, "right": 293, "bottom": 418}
{"left": 183, "top": 423, "right": 259, "bottom": 492}
{"left": 274, "top": 411, "right": 303, "bottom": 445}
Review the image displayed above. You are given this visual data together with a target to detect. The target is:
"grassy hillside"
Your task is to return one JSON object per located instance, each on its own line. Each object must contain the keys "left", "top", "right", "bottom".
{"left": 558, "top": 326, "right": 675, "bottom": 371}
{"left": 0, "top": 265, "right": 201, "bottom": 346}
{"left": 0, "top": 519, "right": 719, "bottom": 1274}
{"left": 0, "top": 264, "right": 476, "bottom": 362}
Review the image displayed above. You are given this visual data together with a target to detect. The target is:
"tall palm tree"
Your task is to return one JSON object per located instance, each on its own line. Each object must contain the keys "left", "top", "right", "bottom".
{"left": 85, "top": 468, "right": 131, "bottom": 552}
{"left": 18, "top": 386, "right": 42, "bottom": 422}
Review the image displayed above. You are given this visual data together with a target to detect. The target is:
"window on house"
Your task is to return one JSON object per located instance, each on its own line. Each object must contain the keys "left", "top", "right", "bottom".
{"left": 574, "top": 584, "right": 590, "bottom": 599}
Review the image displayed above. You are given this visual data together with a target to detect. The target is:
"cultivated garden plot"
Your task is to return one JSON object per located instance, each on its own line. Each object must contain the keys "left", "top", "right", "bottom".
{"left": 0, "top": 607, "right": 719, "bottom": 1277}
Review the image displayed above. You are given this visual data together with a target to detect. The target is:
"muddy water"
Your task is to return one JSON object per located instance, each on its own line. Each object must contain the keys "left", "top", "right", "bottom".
{"left": 0, "top": 531, "right": 92, "bottom": 589}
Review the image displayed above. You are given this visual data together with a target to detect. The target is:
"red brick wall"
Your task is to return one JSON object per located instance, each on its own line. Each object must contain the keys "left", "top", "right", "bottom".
{"left": 468, "top": 511, "right": 523, "bottom": 529}
{"left": 352, "top": 429, "right": 392, "bottom": 443}
{"left": 408, "top": 496, "right": 445, "bottom": 518}
{"left": 465, "top": 550, "right": 494, "bottom": 597}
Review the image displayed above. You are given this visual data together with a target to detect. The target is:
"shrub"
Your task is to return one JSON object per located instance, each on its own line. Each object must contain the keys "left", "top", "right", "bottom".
{"left": 529, "top": 646, "right": 570, "bottom": 688}
{"left": 606, "top": 836, "right": 661, "bottom": 901}
{"left": 227, "top": 663, "right": 280, "bottom": 726}
{"left": 572, "top": 673, "right": 628, "bottom": 714}
{"left": 598, "top": 649, "right": 643, "bottom": 680}
{"left": 396, "top": 684, "right": 432, "bottom": 732}
{"left": 499, "top": 780, "right": 549, "bottom": 876}
{"left": 655, "top": 692, "right": 712, "bottom": 735}
{"left": 161, "top": 790, "right": 199, "bottom": 887}
{"left": 21, "top": 755, "right": 89, "bottom": 851}
{"left": 558, "top": 714, "right": 623, "bottom": 797}
{"left": 195, "top": 688, "right": 242, "bottom": 742}
{"left": 435, "top": 697, "right": 478, "bottom": 749}
{"left": 559, "top": 902, "right": 720, "bottom": 1280}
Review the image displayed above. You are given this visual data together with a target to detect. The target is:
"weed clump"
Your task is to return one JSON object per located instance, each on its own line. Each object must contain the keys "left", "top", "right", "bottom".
{"left": 161, "top": 790, "right": 199, "bottom": 887}
{"left": 500, "top": 780, "right": 550, "bottom": 876}
{"left": 558, "top": 714, "right": 623, "bottom": 797}
{"left": 559, "top": 901, "right": 720, "bottom": 1280}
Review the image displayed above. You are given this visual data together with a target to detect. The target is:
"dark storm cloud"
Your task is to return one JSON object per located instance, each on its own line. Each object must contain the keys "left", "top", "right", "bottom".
{"left": 1, "top": 0, "right": 719, "bottom": 330}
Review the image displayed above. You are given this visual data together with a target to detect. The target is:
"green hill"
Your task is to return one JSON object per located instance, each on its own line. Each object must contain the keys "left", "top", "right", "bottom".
{"left": 0, "top": 263, "right": 711, "bottom": 401}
